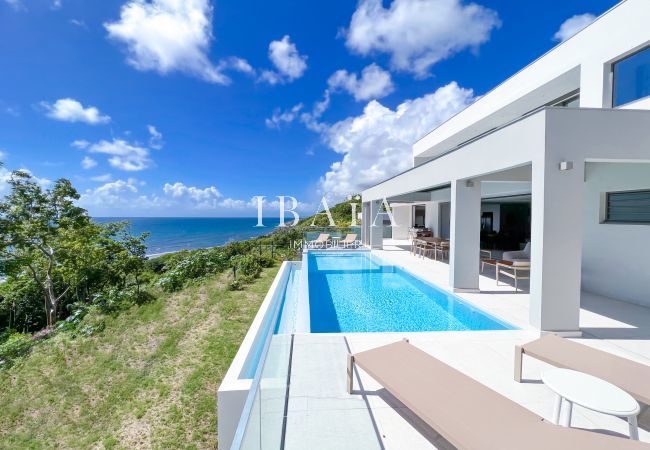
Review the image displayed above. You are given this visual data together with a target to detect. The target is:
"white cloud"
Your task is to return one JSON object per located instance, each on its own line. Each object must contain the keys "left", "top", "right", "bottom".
{"left": 147, "top": 125, "right": 164, "bottom": 149}
{"left": 105, "top": 0, "right": 252, "bottom": 84}
{"left": 345, "top": 0, "right": 500, "bottom": 77}
{"left": 79, "top": 179, "right": 314, "bottom": 216}
{"left": 317, "top": 82, "right": 476, "bottom": 198}
{"left": 41, "top": 98, "right": 111, "bottom": 125}
{"left": 328, "top": 64, "right": 394, "bottom": 101}
{"left": 221, "top": 56, "right": 254, "bottom": 75}
{"left": 81, "top": 156, "right": 97, "bottom": 169}
{"left": 266, "top": 89, "right": 331, "bottom": 132}
{"left": 163, "top": 181, "right": 222, "bottom": 208}
{"left": 553, "top": 13, "right": 596, "bottom": 42}
{"left": 265, "top": 103, "right": 304, "bottom": 129}
{"left": 0, "top": 149, "right": 7, "bottom": 161}
{"left": 88, "top": 139, "right": 152, "bottom": 171}
{"left": 70, "top": 19, "right": 87, "bottom": 28}
{"left": 300, "top": 90, "right": 331, "bottom": 132}
{"left": 259, "top": 35, "right": 307, "bottom": 84}
{"left": 52, "top": 0, "right": 62, "bottom": 9}
{"left": 78, "top": 178, "right": 163, "bottom": 211}
{"left": 0, "top": 167, "right": 52, "bottom": 195}
{"left": 91, "top": 173, "right": 113, "bottom": 182}
{"left": 71, "top": 139, "right": 90, "bottom": 149}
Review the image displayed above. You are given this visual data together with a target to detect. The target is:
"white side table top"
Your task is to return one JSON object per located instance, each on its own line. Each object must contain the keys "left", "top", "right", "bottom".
{"left": 542, "top": 368, "right": 640, "bottom": 416}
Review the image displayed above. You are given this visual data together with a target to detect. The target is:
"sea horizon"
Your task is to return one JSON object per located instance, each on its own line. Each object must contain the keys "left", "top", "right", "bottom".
{"left": 94, "top": 217, "right": 284, "bottom": 257}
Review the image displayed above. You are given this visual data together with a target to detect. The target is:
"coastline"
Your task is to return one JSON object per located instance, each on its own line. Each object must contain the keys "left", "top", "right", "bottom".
{"left": 93, "top": 217, "right": 282, "bottom": 258}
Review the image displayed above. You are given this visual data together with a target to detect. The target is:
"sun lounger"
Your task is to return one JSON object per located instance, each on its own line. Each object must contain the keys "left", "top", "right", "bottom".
{"left": 307, "top": 233, "right": 330, "bottom": 249}
{"left": 348, "top": 340, "right": 650, "bottom": 449}
{"left": 339, "top": 233, "right": 358, "bottom": 248}
{"left": 515, "top": 334, "right": 650, "bottom": 405}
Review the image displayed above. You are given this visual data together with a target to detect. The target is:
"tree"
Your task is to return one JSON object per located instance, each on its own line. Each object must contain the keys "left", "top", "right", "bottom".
{"left": 0, "top": 171, "right": 89, "bottom": 327}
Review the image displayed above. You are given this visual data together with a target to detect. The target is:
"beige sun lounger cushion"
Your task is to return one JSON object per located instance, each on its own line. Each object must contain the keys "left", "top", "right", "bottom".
{"left": 515, "top": 333, "right": 650, "bottom": 405}
{"left": 348, "top": 340, "right": 649, "bottom": 450}
{"left": 340, "top": 234, "right": 357, "bottom": 244}
{"left": 308, "top": 233, "right": 330, "bottom": 246}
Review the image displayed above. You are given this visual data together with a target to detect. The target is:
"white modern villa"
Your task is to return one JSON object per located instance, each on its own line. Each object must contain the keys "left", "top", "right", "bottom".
{"left": 221, "top": 1, "right": 650, "bottom": 449}
{"left": 362, "top": 0, "right": 650, "bottom": 334}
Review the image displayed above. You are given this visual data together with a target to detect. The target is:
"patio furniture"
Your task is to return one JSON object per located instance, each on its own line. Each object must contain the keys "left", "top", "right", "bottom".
{"left": 339, "top": 233, "right": 358, "bottom": 248}
{"left": 503, "top": 241, "right": 531, "bottom": 264}
{"left": 307, "top": 233, "right": 330, "bottom": 249}
{"left": 514, "top": 334, "right": 650, "bottom": 406}
{"left": 331, "top": 236, "right": 341, "bottom": 248}
{"left": 420, "top": 241, "right": 436, "bottom": 259}
{"left": 411, "top": 239, "right": 427, "bottom": 257}
{"left": 434, "top": 240, "right": 449, "bottom": 260}
{"left": 542, "top": 368, "right": 640, "bottom": 439}
{"left": 346, "top": 340, "right": 650, "bottom": 450}
{"left": 497, "top": 260, "right": 530, "bottom": 291}
{"left": 481, "top": 258, "right": 498, "bottom": 273}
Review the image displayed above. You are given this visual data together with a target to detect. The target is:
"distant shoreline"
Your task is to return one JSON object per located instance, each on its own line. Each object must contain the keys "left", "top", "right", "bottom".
{"left": 94, "top": 217, "right": 282, "bottom": 257}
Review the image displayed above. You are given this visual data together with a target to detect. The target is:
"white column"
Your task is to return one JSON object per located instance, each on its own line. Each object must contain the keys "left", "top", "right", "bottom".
{"left": 449, "top": 179, "right": 481, "bottom": 292}
{"left": 361, "top": 202, "right": 370, "bottom": 246}
{"left": 369, "top": 200, "right": 383, "bottom": 249}
{"left": 529, "top": 158, "right": 584, "bottom": 333}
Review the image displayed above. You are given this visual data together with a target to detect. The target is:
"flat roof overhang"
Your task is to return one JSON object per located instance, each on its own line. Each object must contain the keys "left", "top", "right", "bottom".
{"left": 412, "top": 0, "right": 650, "bottom": 163}
{"left": 363, "top": 107, "right": 650, "bottom": 203}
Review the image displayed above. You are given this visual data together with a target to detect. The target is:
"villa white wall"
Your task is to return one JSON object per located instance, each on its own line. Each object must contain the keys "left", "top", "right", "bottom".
{"left": 365, "top": 108, "right": 650, "bottom": 332}
{"left": 424, "top": 202, "right": 437, "bottom": 232}
{"left": 391, "top": 205, "right": 411, "bottom": 240}
{"left": 414, "top": 0, "right": 650, "bottom": 161}
{"left": 582, "top": 163, "right": 650, "bottom": 306}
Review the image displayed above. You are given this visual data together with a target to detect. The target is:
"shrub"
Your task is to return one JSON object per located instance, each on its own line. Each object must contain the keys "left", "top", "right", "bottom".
{"left": 93, "top": 287, "right": 141, "bottom": 313}
{"left": 144, "top": 256, "right": 167, "bottom": 274}
{"left": 0, "top": 331, "right": 34, "bottom": 368}
{"left": 156, "top": 249, "right": 229, "bottom": 292}
{"left": 227, "top": 274, "right": 256, "bottom": 291}
{"left": 257, "top": 254, "right": 275, "bottom": 268}
{"left": 231, "top": 254, "right": 262, "bottom": 279}
{"left": 227, "top": 279, "right": 245, "bottom": 291}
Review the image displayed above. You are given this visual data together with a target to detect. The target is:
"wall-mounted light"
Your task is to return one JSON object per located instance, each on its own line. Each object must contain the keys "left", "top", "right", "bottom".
{"left": 559, "top": 161, "right": 574, "bottom": 171}
{"left": 465, "top": 179, "right": 475, "bottom": 188}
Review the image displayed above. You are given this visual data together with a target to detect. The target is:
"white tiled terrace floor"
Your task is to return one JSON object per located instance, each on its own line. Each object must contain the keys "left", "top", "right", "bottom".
{"left": 283, "top": 240, "right": 650, "bottom": 449}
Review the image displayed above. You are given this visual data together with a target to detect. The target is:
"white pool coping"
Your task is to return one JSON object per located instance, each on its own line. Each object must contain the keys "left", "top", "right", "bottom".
{"left": 218, "top": 261, "right": 298, "bottom": 450}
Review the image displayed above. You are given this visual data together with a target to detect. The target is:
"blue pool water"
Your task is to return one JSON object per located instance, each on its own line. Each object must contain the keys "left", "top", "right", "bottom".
{"left": 308, "top": 252, "right": 515, "bottom": 333}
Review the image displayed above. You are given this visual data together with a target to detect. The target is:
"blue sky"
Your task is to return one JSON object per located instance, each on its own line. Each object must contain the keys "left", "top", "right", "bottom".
{"left": 0, "top": 0, "right": 616, "bottom": 216}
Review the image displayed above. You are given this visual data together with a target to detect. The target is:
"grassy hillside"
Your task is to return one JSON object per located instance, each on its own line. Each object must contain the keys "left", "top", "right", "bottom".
{"left": 0, "top": 267, "right": 279, "bottom": 449}
{"left": 0, "top": 196, "right": 359, "bottom": 449}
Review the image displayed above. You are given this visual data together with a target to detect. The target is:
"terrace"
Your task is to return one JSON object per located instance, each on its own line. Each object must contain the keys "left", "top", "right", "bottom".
{"left": 222, "top": 2, "right": 650, "bottom": 447}
{"left": 224, "top": 242, "right": 650, "bottom": 449}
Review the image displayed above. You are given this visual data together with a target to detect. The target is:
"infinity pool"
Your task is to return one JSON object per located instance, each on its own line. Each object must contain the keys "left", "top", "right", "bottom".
{"left": 307, "top": 252, "right": 515, "bottom": 333}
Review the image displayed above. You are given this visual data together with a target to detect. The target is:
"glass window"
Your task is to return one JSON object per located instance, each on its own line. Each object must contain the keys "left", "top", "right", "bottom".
{"left": 613, "top": 46, "right": 650, "bottom": 106}
{"left": 605, "top": 190, "right": 650, "bottom": 224}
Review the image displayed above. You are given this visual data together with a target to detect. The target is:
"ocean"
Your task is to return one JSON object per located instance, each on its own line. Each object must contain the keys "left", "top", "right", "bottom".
{"left": 94, "top": 217, "right": 282, "bottom": 257}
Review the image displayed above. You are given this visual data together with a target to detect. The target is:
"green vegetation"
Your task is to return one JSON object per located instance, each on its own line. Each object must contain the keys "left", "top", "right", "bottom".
{"left": 0, "top": 266, "right": 279, "bottom": 449}
{"left": 0, "top": 170, "right": 357, "bottom": 448}
{"left": 0, "top": 171, "right": 301, "bottom": 367}
{"left": 295, "top": 196, "right": 361, "bottom": 229}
